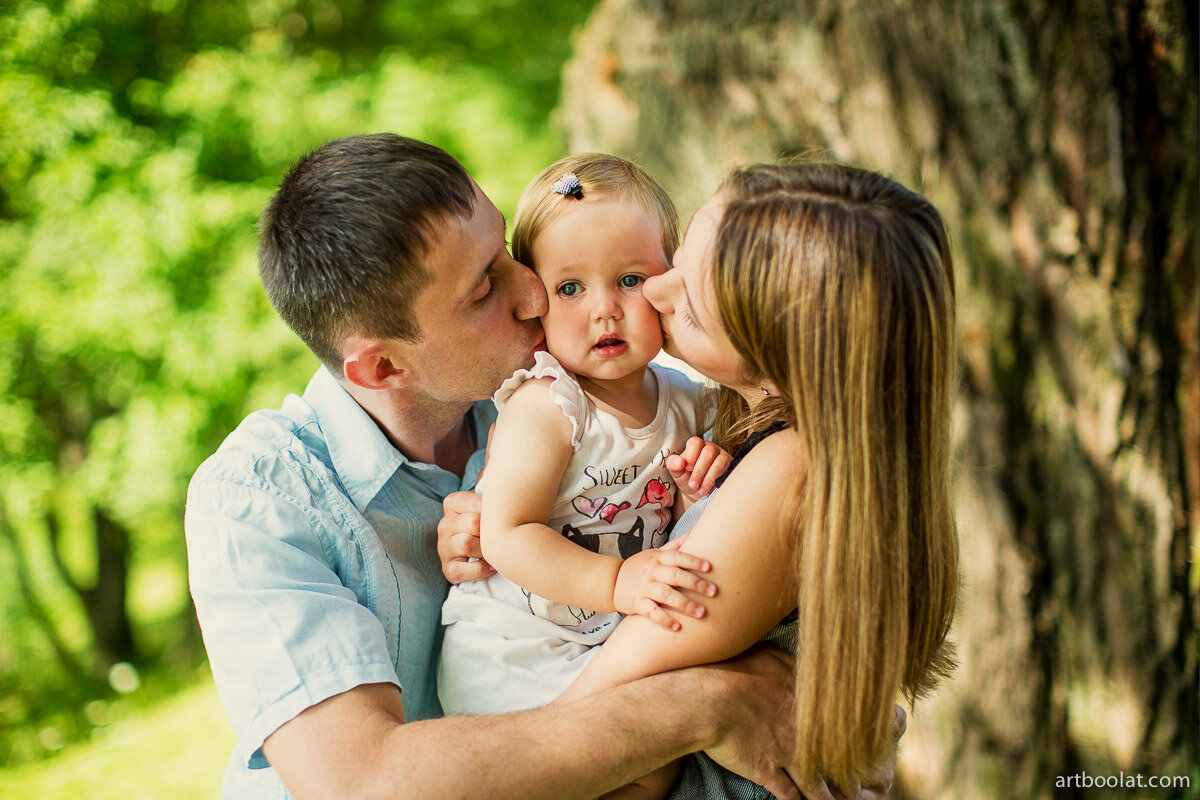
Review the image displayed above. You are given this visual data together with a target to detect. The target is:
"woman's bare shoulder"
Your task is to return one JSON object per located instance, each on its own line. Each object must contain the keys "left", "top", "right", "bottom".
{"left": 722, "top": 427, "right": 804, "bottom": 489}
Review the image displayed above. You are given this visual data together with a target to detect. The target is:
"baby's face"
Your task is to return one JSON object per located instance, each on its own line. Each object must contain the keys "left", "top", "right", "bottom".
{"left": 530, "top": 195, "right": 668, "bottom": 384}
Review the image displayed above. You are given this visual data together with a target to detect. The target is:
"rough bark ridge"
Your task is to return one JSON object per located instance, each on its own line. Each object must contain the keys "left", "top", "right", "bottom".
{"left": 563, "top": 1, "right": 1198, "bottom": 796}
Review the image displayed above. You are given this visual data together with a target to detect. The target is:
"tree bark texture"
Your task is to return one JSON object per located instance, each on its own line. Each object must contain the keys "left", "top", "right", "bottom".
{"left": 562, "top": 2, "right": 1198, "bottom": 797}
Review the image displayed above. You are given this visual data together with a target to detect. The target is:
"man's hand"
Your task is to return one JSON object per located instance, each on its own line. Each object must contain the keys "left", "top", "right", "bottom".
{"left": 612, "top": 541, "right": 717, "bottom": 631}
{"left": 437, "top": 490, "right": 494, "bottom": 584}
{"left": 665, "top": 437, "right": 732, "bottom": 501}
{"left": 694, "top": 646, "right": 802, "bottom": 800}
{"left": 797, "top": 705, "right": 903, "bottom": 799}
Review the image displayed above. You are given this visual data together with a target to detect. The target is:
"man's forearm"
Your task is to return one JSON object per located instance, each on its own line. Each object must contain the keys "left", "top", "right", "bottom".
{"left": 389, "top": 676, "right": 706, "bottom": 800}
{"left": 264, "top": 674, "right": 713, "bottom": 800}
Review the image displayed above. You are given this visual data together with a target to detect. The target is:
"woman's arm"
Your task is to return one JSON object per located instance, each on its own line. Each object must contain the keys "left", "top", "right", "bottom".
{"left": 559, "top": 430, "right": 802, "bottom": 699}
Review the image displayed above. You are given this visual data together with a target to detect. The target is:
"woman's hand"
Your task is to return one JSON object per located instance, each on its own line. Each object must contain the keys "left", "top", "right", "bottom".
{"left": 612, "top": 540, "right": 717, "bottom": 631}
{"left": 437, "top": 490, "right": 495, "bottom": 584}
{"left": 666, "top": 436, "right": 732, "bottom": 501}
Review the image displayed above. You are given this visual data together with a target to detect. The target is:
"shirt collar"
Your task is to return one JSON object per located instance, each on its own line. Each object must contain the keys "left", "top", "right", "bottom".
{"left": 302, "top": 366, "right": 407, "bottom": 513}
{"left": 301, "top": 367, "right": 495, "bottom": 512}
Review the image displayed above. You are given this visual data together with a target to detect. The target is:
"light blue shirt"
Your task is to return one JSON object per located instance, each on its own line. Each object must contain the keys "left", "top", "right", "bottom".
{"left": 186, "top": 366, "right": 493, "bottom": 798}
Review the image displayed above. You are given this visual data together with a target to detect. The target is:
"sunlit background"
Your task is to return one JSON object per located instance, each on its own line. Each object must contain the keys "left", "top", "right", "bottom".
{"left": 0, "top": 1, "right": 594, "bottom": 795}
{"left": 2, "top": 1, "right": 1196, "bottom": 798}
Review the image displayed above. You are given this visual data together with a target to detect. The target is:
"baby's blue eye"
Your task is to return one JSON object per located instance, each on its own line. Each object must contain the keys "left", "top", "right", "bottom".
{"left": 619, "top": 274, "right": 643, "bottom": 288}
{"left": 558, "top": 281, "right": 581, "bottom": 297}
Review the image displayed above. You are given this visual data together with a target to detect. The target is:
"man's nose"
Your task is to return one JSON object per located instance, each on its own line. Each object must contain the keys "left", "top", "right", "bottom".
{"left": 510, "top": 259, "right": 548, "bottom": 320}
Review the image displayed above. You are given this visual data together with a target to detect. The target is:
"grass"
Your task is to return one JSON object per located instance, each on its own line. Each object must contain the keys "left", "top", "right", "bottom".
{"left": 0, "top": 675, "right": 234, "bottom": 799}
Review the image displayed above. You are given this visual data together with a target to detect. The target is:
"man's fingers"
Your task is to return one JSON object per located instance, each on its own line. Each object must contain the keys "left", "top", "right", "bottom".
{"left": 853, "top": 768, "right": 894, "bottom": 800}
{"left": 892, "top": 705, "right": 907, "bottom": 741}
{"left": 761, "top": 767, "right": 802, "bottom": 800}
{"left": 442, "top": 489, "right": 483, "bottom": 515}
{"left": 445, "top": 557, "right": 495, "bottom": 585}
{"left": 446, "top": 530, "right": 484, "bottom": 560}
{"left": 481, "top": 422, "right": 496, "bottom": 472}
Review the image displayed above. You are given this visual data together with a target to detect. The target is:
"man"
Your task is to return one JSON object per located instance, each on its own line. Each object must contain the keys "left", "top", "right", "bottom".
{"left": 186, "top": 133, "right": 810, "bottom": 799}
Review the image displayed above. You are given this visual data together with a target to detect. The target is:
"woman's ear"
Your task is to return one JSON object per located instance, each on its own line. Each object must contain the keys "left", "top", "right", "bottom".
{"left": 341, "top": 338, "right": 413, "bottom": 390}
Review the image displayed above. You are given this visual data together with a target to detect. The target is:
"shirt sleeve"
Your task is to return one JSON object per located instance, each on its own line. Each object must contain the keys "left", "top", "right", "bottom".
{"left": 185, "top": 466, "right": 401, "bottom": 770}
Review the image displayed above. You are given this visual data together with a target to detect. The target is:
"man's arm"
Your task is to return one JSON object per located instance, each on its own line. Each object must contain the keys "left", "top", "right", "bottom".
{"left": 262, "top": 650, "right": 801, "bottom": 800}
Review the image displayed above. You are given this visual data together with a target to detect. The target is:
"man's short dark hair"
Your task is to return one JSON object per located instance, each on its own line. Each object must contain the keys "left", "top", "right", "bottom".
{"left": 258, "top": 133, "right": 476, "bottom": 371}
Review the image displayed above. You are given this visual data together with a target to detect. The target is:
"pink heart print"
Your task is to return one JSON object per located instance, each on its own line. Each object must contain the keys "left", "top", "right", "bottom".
{"left": 599, "top": 501, "right": 631, "bottom": 523}
{"left": 572, "top": 496, "right": 607, "bottom": 518}
{"left": 636, "top": 478, "right": 672, "bottom": 508}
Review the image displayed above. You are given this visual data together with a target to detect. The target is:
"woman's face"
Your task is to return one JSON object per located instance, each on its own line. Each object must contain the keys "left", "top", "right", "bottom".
{"left": 643, "top": 196, "right": 755, "bottom": 398}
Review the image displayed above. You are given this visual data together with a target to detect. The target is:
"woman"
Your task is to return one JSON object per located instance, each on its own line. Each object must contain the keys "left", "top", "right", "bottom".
{"left": 558, "top": 162, "right": 960, "bottom": 797}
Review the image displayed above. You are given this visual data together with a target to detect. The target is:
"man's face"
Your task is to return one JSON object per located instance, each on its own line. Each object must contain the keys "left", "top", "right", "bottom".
{"left": 402, "top": 182, "right": 548, "bottom": 404}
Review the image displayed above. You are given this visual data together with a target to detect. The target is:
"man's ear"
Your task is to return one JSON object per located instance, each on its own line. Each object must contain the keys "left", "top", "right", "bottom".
{"left": 341, "top": 337, "right": 414, "bottom": 390}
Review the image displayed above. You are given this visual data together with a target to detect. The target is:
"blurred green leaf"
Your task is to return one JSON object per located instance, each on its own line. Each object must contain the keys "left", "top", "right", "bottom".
{"left": 0, "top": 0, "right": 596, "bottom": 767}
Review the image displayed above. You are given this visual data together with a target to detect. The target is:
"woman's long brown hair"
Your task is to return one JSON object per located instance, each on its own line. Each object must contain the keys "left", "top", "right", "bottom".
{"left": 711, "top": 163, "right": 960, "bottom": 790}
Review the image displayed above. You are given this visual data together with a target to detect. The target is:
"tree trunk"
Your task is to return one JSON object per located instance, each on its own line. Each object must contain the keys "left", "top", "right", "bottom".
{"left": 562, "top": 1, "right": 1198, "bottom": 796}
{"left": 83, "top": 507, "right": 138, "bottom": 667}
{"left": 46, "top": 504, "right": 138, "bottom": 669}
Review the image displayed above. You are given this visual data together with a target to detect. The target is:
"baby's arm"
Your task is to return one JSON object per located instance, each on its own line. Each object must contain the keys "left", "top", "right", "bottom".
{"left": 559, "top": 429, "right": 801, "bottom": 699}
{"left": 481, "top": 380, "right": 714, "bottom": 624}
{"left": 556, "top": 431, "right": 799, "bottom": 800}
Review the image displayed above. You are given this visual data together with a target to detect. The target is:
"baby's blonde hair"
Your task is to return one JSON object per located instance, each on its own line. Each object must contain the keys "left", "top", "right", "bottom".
{"left": 512, "top": 153, "right": 679, "bottom": 269}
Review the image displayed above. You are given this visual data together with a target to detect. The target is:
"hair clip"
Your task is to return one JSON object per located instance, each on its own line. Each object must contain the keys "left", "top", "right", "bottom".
{"left": 550, "top": 172, "right": 583, "bottom": 199}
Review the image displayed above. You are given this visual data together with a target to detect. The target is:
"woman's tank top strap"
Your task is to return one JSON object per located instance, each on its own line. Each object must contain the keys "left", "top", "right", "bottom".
{"left": 714, "top": 420, "right": 790, "bottom": 488}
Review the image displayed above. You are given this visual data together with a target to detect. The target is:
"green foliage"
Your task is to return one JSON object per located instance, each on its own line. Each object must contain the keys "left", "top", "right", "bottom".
{"left": 0, "top": 0, "right": 595, "bottom": 768}
{"left": 0, "top": 669, "right": 233, "bottom": 797}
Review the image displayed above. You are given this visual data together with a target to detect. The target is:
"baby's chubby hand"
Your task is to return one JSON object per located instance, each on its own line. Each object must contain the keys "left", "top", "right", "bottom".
{"left": 613, "top": 539, "right": 718, "bottom": 631}
{"left": 666, "top": 436, "right": 732, "bottom": 500}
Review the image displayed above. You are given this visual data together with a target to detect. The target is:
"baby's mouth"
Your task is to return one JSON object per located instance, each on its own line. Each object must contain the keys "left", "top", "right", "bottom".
{"left": 594, "top": 335, "right": 626, "bottom": 350}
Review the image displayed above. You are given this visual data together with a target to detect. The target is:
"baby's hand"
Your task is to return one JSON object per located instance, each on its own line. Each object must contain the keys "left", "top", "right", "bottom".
{"left": 666, "top": 436, "right": 732, "bottom": 501}
{"left": 613, "top": 540, "right": 718, "bottom": 631}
